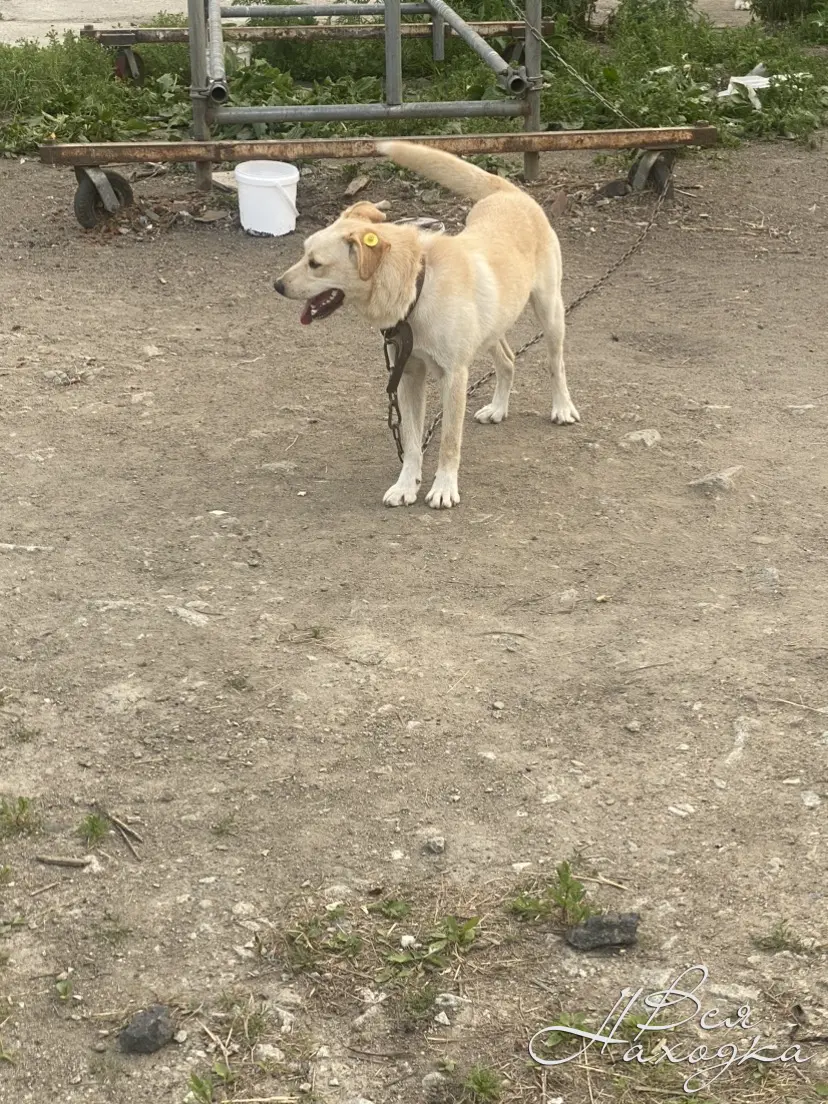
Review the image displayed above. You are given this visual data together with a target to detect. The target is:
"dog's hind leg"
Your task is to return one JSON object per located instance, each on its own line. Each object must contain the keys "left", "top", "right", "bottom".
{"left": 474, "top": 338, "right": 515, "bottom": 424}
{"left": 383, "top": 358, "right": 427, "bottom": 507}
{"left": 530, "top": 277, "right": 580, "bottom": 426}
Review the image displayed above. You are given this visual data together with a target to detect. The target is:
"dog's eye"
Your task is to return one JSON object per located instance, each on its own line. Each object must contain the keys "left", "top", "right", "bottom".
{"left": 308, "top": 258, "right": 321, "bottom": 270}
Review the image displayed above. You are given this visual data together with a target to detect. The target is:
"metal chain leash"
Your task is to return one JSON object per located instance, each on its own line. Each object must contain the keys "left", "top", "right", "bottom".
{"left": 414, "top": 174, "right": 671, "bottom": 455}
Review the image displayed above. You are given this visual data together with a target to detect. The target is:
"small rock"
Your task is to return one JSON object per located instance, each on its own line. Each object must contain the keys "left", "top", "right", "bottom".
{"left": 492, "top": 700, "right": 504, "bottom": 711}
{"left": 623, "top": 428, "right": 661, "bottom": 447}
{"left": 119, "top": 1005, "right": 174, "bottom": 1054}
{"left": 558, "top": 587, "right": 578, "bottom": 612}
{"left": 425, "top": 836, "right": 446, "bottom": 855}
{"left": 422, "top": 1071, "right": 450, "bottom": 1102}
{"left": 400, "top": 934, "right": 417, "bottom": 949}
{"left": 598, "top": 178, "right": 631, "bottom": 198}
{"left": 232, "top": 901, "right": 256, "bottom": 918}
{"left": 434, "top": 992, "right": 468, "bottom": 1008}
{"left": 174, "top": 1029, "right": 188, "bottom": 1044}
{"left": 167, "top": 605, "right": 210, "bottom": 628}
{"left": 253, "top": 1042, "right": 286, "bottom": 1064}
{"left": 511, "top": 861, "right": 532, "bottom": 873}
{"left": 433, "top": 1010, "right": 451, "bottom": 1026}
{"left": 625, "top": 721, "right": 641, "bottom": 733}
{"left": 709, "top": 982, "right": 759, "bottom": 1005}
{"left": 93, "top": 1041, "right": 107, "bottom": 1052}
{"left": 142, "top": 344, "right": 163, "bottom": 358}
{"left": 754, "top": 565, "right": 780, "bottom": 593}
{"left": 566, "top": 913, "right": 639, "bottom": 951}
{"left": 275, "top": 1007, "right": 295, "bottom": 1034}
{"left": 802, "top": 791, "right": 821, "bottom": 809}
{"left": 688, "top": 465, "right": 743, "bottom": 492}
{"left": 261, "top": 460, "right": 297, "bottom": 474}
{"left": 344, "top": 174, "right": 370, "bottom": 197}
{"left": 668, "top": 803, "right": 695, "bottom": 817}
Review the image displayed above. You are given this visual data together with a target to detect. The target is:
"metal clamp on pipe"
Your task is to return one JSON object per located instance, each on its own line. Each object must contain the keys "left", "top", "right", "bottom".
{"left": 496, "top": 65, "right": 528, "bottom": 96}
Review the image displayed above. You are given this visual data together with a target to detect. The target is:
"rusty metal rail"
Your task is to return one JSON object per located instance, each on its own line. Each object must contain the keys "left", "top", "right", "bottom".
{"left": 81, "top": 20, "right": 555, "bottom": 45}
{"left": 39, "top": 127, "right": 717, "bottom": 168}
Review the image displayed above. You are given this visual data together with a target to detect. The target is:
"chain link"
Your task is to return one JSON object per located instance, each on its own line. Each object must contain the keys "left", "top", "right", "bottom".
{"left": 415, "top": 175, "right": 671, "bottom": 455}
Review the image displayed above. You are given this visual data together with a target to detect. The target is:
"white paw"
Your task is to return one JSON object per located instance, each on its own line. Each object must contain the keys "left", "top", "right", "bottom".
{"left": 425, "top": 473, "right": 460, "bottom": 509}
{"left": 383, "top": 476, "right": 420, "bottom": 507}
{"left": 551, "top": 400, "right": 580, "bottom": 425}
{"left": 474, "top": 403, "right": 507, "bottom": 424}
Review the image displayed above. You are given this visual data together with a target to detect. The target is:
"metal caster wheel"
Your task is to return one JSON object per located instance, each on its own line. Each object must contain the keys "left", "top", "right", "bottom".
{"left": 73, "top": 168, "right": 134, "bottom": 229}
{"left": 115, "top": 47, "right": 145, "bottom": 84}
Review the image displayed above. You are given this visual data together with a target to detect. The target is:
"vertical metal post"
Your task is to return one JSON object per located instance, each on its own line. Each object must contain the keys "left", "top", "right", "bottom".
{"left": 431, "top": 12, "right": 445, "bottom": 63}
{"left": 384, "top": 0, "right": 403, "bottom": 106}
{"left": 188, "top": 0, "right": 213, "bottom": 191}
{"left": 523, "top": 0, "right": 542, "bottom": 182}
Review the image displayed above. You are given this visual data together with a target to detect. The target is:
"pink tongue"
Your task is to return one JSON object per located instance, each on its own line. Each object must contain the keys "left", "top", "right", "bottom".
{"left": 300, "top": 301, "right": 313, "bottom": 326}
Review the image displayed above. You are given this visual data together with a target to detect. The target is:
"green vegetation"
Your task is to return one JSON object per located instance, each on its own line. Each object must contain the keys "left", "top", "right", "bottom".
{"left": 1, "top": 0, "right": 828, "bottom": 157}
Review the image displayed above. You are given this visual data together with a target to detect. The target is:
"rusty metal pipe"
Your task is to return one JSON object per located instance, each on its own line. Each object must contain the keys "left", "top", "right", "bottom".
{"left": 82, "top": 20, "right": 556, "bottom": 44}
{"left": 39, "top": 127, "right": 718, "bottom": 168}
{"left": 221, "top": 3, "right": 429, "bottom": 15}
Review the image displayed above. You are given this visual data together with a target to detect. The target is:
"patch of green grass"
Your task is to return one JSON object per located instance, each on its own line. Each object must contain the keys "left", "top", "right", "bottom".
{"left": 0, "top": 865, "right": 12, "bottom": 885}
{"left": 78, "top": 812, "right": 109, "bottom": 847}
{"left": 284, "top": 907, "right": 363, "bottom": 968}
{"left": 463, "top": 1064, "right": 503, "bottom": 1103}
{"left": 509, "top": 862, "right": 594, "bottom": 926}
{"left": 368, "top": 897, "right": 412, "bottom": 921}
{"left": 382, "top": 915, "right": 480, "bottom": 979}
{"left": 0, "top": 796, "right": 40, "bottom": 838}
{"left": 187, "top": 1071, "right": 214, "bottom": 1103}
{"left": 752, "top": 918, "right": 812, "bottom": 954}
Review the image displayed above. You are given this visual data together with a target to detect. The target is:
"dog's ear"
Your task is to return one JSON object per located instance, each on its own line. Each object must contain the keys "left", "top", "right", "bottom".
{"left": 346, "top": 228, "right": 390, "bottom": 280}
{"left": 341, "top": 201, "right": 387, "bottom": 224}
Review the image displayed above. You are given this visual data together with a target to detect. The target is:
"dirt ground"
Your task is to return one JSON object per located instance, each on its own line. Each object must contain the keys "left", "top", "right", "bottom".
{"left": 1, "top": 137, "right": 827, "bottom": 1104}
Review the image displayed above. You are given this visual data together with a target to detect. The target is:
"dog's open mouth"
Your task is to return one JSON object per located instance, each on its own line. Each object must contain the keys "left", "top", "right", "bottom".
{"left": 300, "top": 289, "right": 345, "bottom": 326}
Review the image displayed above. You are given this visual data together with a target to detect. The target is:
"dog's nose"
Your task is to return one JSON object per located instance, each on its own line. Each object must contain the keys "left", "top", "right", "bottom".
{"left": 273, "top": 278, "right": 286, "bottom": 296}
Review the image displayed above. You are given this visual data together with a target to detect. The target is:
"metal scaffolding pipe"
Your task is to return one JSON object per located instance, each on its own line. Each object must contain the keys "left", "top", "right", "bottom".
{"left": 211, "top": 100, "right": 525, "bottom": 123}
{"left": 221, "top": 3, "right": 429, "bottom": 14}
{"left": 423, "top": 0, "right": 525, "bottom": 92}
{"left": 40, "top": 128, "right": 718, "bottom": 168}
{"left": 523, "top": 0, "right": 542, "bottom": 181}
{"left": 384, "top": 0, "right": 403, "bottom": 106}
{"left": 206, "top": 0, "right": 229, "bottom": 104}
{"left": 186, "top": 0, "right": 212, "bottom": 190}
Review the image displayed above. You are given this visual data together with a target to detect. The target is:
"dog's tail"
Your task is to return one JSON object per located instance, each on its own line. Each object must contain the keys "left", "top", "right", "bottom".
{"left": 377, "top": 140, "right": 517, "bottom": 202}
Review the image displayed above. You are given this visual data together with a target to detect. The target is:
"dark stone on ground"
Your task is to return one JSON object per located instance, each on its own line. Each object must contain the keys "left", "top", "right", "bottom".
{"left": 565, "top": 912, "right": 639, "bottom": 951}
{"left": 119, "top": 1004, "right": 175, "bottom": 1054}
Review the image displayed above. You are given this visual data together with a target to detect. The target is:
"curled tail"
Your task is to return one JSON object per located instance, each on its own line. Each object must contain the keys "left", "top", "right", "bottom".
{"left": 377, "top": 140, "right": 517, "bottom": 202}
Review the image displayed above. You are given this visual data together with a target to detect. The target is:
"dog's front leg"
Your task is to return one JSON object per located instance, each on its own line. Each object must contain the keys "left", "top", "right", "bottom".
{"left": 425, "top": 363, "right": 468, "bottom": 509}
{"left": 383, "top": 359, "right": 427, "bottom": 507}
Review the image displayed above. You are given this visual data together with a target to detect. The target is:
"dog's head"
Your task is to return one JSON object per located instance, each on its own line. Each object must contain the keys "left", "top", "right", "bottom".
{"left": 274, "top": 202, "right": 391, "bottom": 325}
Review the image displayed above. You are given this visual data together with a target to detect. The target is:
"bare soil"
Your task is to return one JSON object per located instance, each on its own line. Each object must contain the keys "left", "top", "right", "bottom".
{"left": 1, "top": 139, "right": 827, "bottom": 1104}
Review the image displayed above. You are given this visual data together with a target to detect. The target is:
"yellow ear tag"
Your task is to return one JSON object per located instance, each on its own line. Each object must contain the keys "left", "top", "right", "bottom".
{"left": 362, "top": 232, "right": 379, "bottom": 247}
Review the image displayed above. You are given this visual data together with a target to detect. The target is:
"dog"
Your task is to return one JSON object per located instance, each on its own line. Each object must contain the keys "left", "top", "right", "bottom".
{"left": 274, "top": 141, "right": 579, "bottom": 509}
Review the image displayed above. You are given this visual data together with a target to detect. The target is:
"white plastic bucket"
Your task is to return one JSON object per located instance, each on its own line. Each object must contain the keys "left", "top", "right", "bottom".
{"left": 234, "top": 160, "right": 300, "bottom": 237}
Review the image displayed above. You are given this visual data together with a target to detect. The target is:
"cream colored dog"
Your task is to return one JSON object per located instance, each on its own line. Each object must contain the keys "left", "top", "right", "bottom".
{"left": 274, "top": 140, "right": 579, "bottom": 509}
